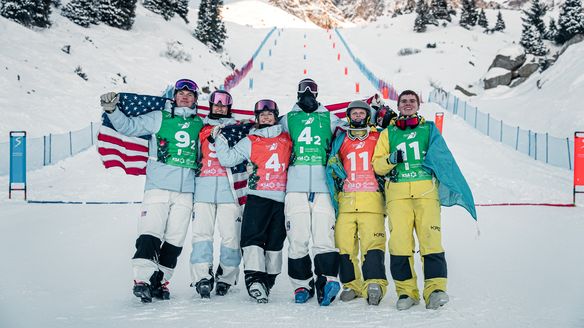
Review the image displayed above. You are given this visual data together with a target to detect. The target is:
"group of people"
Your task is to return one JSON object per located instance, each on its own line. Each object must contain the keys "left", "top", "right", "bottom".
{"left": 100, "top": 77, "right": 468, "bottom": 310}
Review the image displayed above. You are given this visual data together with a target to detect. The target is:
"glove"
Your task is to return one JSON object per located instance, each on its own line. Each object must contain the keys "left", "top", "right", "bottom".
{"left": 388, "top": 149, "right": 404, "bottom": 164}
{"left": 207, "top": 125, "right": 222, "bottom": 143}
{"left": 100, "top": 92, "right": 119, "bottom": 113}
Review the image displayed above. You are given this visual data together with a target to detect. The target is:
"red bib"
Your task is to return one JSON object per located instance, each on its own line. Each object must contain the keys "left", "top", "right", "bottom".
{"left": 199, "top": 125, "right": 228, "bottom": 177}
{"left": 339, "top": 131, "right": 380, "bottom": 192}
{"left": 249, "top": 133, "right": 292, "bottom": 191}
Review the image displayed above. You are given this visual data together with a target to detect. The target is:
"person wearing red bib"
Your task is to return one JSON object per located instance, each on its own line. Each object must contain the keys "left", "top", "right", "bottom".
{"left": 214, "top": 99, "right": 292, "bottom": 303}
{"left": 190, "top": 90, "right": 243, "bottom": 298}
{"left": 326, "top": 100, "right": 388, "bottom": 306}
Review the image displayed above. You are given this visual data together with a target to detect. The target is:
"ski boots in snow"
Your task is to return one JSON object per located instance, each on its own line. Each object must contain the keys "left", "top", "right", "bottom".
{"left": 339, "top": 288, "right": 358, "bottom": 302}
{"left": 215, "top": 282, "right": 230, "bottom": 296}
{"left": 151, "top": 281, "right": 170, "bottom": 300}
{"left": 248, "top": 282, "right": 269, "bottom": 303}
{"left": 318, "top": 280, "right": 340, "bottom": 306}
{"left": 396, "top": 294, "right": 419, "bottom": 310}
{"left": 366, "top": 283, "right": 382, "bottom": 306}
{"left": 426, "top": 290, "right": 449, "bottom": 310}
{"left": 195, "top": 278, "right": 213, "bottom": 299}
{"left": 294, "top": 287, "right": 312, "bottom": 304}
{"left": 133, "top": 281, "right": 152, "bottom": 303}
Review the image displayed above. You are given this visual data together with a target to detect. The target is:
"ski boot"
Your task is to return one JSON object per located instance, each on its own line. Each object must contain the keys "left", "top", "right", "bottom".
{"left": 133, "top": 281, "right": 152, "bottom": 303}
{"left": 366, "top": 283, "right": 382, "bottom": 306}
{"left": 151, "top": 281, "right": 170, "bottom": 300}
{"left": 294, "top": 287, "right": 311, "bottom": 304}
{"left": 195, "top": 278, "right": 213, "bottom": 299}
{"left": 339, "top": 288, "right": 358, "bottom": 302}
{"left": 426, "top": 290, "right": 449, "bottom": 310}
{"left": 248, "top": 282, "right": 269, "bottom": 303}
{"left": 396, "top": 294, "right": 419, "bottom": 310}
{"left": 215, "top": 282, "right": 231, "bottom": 296}
{"left": 318, "top": 279, "right": 340, "bottom": 306}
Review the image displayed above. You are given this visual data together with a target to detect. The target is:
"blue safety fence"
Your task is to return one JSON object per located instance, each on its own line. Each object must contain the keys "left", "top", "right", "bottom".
{"left": 428, "top": 88, "right": 574, "bottom": 170}
{"left": 222, "top": 27, "right": 277, "bottom": 91}
{"left": 1, "top": 123, "right": 98, "bottom": 176}
{"left": 334, "top": 29, "right": 399, "bottom": 100}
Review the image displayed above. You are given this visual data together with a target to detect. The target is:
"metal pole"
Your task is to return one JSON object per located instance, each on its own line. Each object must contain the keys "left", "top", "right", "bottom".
{"left": 500, "top": 120, "right": 503, "bottom": 142}
{"left": 515, "top": 127, "right": 519, "bottom": 150}
{"left": 487, "top": 113, "right": 490, "bottom": 136}
{"left": 567, "top": 137, "right": 572, "bottom": 170}
{"left": 546, "top": 133, "right": 549, "bottom": 164}
{"left": 474, "top": 107, "right": 478, "bottom": 129}
{"left": 69, "top": 131, "right": 73, "bottom": 156}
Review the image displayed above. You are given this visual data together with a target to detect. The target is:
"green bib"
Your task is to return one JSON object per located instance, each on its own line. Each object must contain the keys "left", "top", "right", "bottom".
{"left": 388, "top": 123, "right": 432, "bottom": 182}
{"left": 287, "top": 111, "right": 332, "bottom": 165}
{"left": 155, "top": 111, "right": 203, "bottom": 169}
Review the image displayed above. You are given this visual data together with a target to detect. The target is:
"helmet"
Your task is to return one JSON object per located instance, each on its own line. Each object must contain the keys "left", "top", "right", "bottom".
{"left": 346, "top": 100, "right": 372, "bottom": 129}
{"left": 254, "top": 99, "right": 279, "bottom": 122}
{"left": 376, "top": 105, "right": 397, "bottom": 129}
{"left": 208, "top": 90, "right": 233, "bottom": 119}
{"left": 297, "top": 78, "right": 318, "bottom": 98}
{"left": 174, "top": 79, "right": 198, "bottom": 97}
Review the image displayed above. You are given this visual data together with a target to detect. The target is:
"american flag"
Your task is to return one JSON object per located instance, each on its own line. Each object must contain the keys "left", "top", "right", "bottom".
{"left": 98, "top": 92, "right": 373, "bottom": 204}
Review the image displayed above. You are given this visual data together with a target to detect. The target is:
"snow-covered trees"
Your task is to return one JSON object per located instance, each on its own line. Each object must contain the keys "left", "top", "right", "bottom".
{"left": 556, "top": 0, "right": 584, "bottom": 43}
{"left": 522, "top": 0, "right": 547, "bottom": 37}
{"left": 97, "top": 0, "right": 136, "bottom": 30}
{"left": 520, "top": 24, "right": 548, "bottom": 55}
{"left": 430, "top": 0, "right": 450, "bottom": 22}
{"left": 194, "top": 0, "right": 227, "bottom": 51}
{"left": 477, "top": 9, "right": 488, "bottom": 28}
{"left": 1, "top": 0, "right": 52, "bottom": 28}
{"left": 493, "top": 11, "right": 506, "bottom": 31}
{"left": 61, "top": 0, "right": 98, "bottom": 27}
{"left": 459, "top": 0, "right": 478, "bottom": 28}
{"left": 143, "top": 0, "right": 176, "bottom": 21}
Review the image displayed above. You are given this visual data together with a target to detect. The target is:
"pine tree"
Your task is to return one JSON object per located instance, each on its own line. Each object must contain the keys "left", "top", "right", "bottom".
{"left": 61, "top": 0, "right": 98, "bottom": 27}
{"left": 98, "top": 0, "right": 137, "bottom": 30}
{"left": 194, "top": 0, "right": 227, "bottom": 51}
{"left": 414, "top": 0, "right": 429, "bottom": 32}
{"left": 176, "top": 0, "right": 189, "bottom": 24}
{"left": 522, "top": 0, "right": 547, "bottom": 37}
{"left": 430, "top": 0, "right": 450, "bottom": 21}
{"left": 556, "top": 0, "right": 584, "bottom": 44}
{"left": 1, "top": 0, "right": 52, "bottom": 28}
{"left": 404, "top": 0, "right": 416, "bottom": 14}
{"left": 494, "top": 10, "right": 506, "bottom": 31}
{"left": 545, "top": 17, "right": 558, "bottom": 40}
{"left": 477, "top": 9, "right": 488, "bottom": 28}
{"left": 143, "top": 0, "right": 176, "bottom": 21}
{"left": 520, "top": 24, "right": 548, "bottom": 55}
{"left": 459, "top": 0, "right": 478, "bottom": 28}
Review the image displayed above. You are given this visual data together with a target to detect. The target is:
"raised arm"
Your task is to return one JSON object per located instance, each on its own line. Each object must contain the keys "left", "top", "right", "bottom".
{"left": 214, "top": 133, "right": 251, "bottom": 168}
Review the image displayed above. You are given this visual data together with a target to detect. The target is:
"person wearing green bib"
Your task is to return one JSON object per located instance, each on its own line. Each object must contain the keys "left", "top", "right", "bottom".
{"left": 100, "top": 79, "right": 204, "bottom": 303}
{"left": 372, "top": 90, "right": 449, "bottom": 310}
{"left": 279, "top": 78, "right": 346, "bottom": 306}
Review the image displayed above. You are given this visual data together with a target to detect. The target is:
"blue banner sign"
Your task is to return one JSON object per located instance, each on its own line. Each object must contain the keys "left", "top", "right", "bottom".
{"left": 9, "top": 131, "right": 27, "bottom": 199}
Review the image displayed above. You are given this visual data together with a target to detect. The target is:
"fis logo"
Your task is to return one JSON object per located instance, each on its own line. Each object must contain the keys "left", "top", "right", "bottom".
{"left": 305, "top": 117, "right": 314, "bottom": 125}
{"left": 430, "top": 226, "right": 441, "bottom": 232}
{"left": 269, "top": 143, "right": 278, "bottom": 151}
{"left": 407, "top": 132, "right": 417, "bottom": 140}
{"left": 181, "top": 122, "right": 191, "bottom": 129}
{"left": 236, "top": 217, "right": 242, "bottom": 223}
{"left": 355, "top": 141, "right": 366, "bottom": 149}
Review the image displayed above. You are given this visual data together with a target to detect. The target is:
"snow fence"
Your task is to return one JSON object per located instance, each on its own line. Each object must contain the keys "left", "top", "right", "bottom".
{"left": 429, "top": 88, "right": 574, "bottom": 170}
{"left": 0, "top": 123, "right": 98, "bottom": 176}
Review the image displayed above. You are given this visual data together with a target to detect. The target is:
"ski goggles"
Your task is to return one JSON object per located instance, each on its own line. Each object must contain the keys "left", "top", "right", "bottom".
{"left": 174, "top": 79, "right": 199, "bottom": 94}
{"left": 254, "top": 99, "right": 278, "bottom": 111}
{"left": 297, "top": 80, "right": 318, "bottom": 95}
{"left": 395, "top": 115, "right": 420, "bottom": 130}
{"left": 210, "top": 92, "right": 233, "bottom": 106}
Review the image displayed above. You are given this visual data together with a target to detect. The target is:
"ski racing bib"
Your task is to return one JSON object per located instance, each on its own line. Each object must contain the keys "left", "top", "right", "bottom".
{"left": 388, "top": 123, "right": 432, "bottom": 182}
{"left": 155, "top": 111, "right": 203, "bottom": 169}
{"left": 287, "top": 111, "right": 332, "bottom": 166}
{"left": 198, "top": 125, "right": 228, "bottom": 177}
{"left": 339, "top": 131, "right": 380, "bottom": 192}
{"left": 248, "top": 133, "right": 292, "bottom": 191}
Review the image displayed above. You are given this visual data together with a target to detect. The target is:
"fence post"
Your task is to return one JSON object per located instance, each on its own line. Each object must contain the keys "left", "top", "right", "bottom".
{"left": 463, "top": 102, "right": 467, "bottom": 120}
{"left": 500, "top": 120, "right": 503, "bottom": 142}
{"left": 534, "top": 132, "right": 537, "bottom": 160}
{"left": 528, "top": 130, "right": 532, "bottom": 157}
{"left": 567, "top": 137, "right": 572, "bottom": 170}
{"left": 546, "top": 133, "right": 549, "bottom": 164}
{"left": 49, "top": 134, "right": 52, "bottom": 165}
{"left": 487, "top": 113, "right": 490, "bottom": 136}
{"left": 69, "top": 131, "right": 73, "bottom": 156}
{"left": 474, "top": 107, "right": 478, "bottom": 129}
{"left": 515, "top": 127, "right": 519, "bottom": 150}
{"left": 43, "top": 135, "right": 47, "bottom": 165}
{"left": 90, "top": 122, "right": 94, "bottom": 145}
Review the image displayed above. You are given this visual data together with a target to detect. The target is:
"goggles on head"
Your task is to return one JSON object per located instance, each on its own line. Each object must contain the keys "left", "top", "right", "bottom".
{"left": 210, "top": 92, "right": 233, "bottom": 106}
{"left": 174, "top": 79, "right": 199, "bottom": 95}
{"left": 395, "top": 115, "right": 420, "bottom": 130}
{"left": 298, "top": 80, "right": 318, "bottom": 95}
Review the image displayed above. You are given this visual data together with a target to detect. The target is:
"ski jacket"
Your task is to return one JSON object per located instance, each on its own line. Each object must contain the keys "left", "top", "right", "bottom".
{"left": 214, "top": 124, "right": 292, "bottom": 203}
{"left": 326, "top": 128, "right": 385, "bottom": 215}
{"left": 372, "top": 120, "right": 476, "bottom": 220}
{"left": 279, "top": 103, "right": 346, "bottom": 193}
{"left": 195, "top": 116, "right": 239, "bottom": 204}
{"left": 107, "top": 101, "right": 203, "bottom": 193}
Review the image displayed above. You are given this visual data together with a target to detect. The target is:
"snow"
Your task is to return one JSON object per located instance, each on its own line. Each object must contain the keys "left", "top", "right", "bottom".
{"left": 1, "top": 2, "right": 584, "bottom": 328}
{"left": 484, "top": 66, "right": 512, "bottom": 79}
{"left": 497, "top": 44, "right": 525, "bottom": 57}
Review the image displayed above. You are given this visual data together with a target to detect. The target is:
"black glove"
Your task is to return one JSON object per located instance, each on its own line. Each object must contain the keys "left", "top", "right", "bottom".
{"left": 388, "top": 149, "right": 404, "bottom": 164}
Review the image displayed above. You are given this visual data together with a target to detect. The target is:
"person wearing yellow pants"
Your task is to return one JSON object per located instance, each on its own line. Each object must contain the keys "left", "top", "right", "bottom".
{"left": 327, "top": 100, "right": 388, "bottom": 305}
{"left": 372, "top": 90, "right": 450, "bottom": 310}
